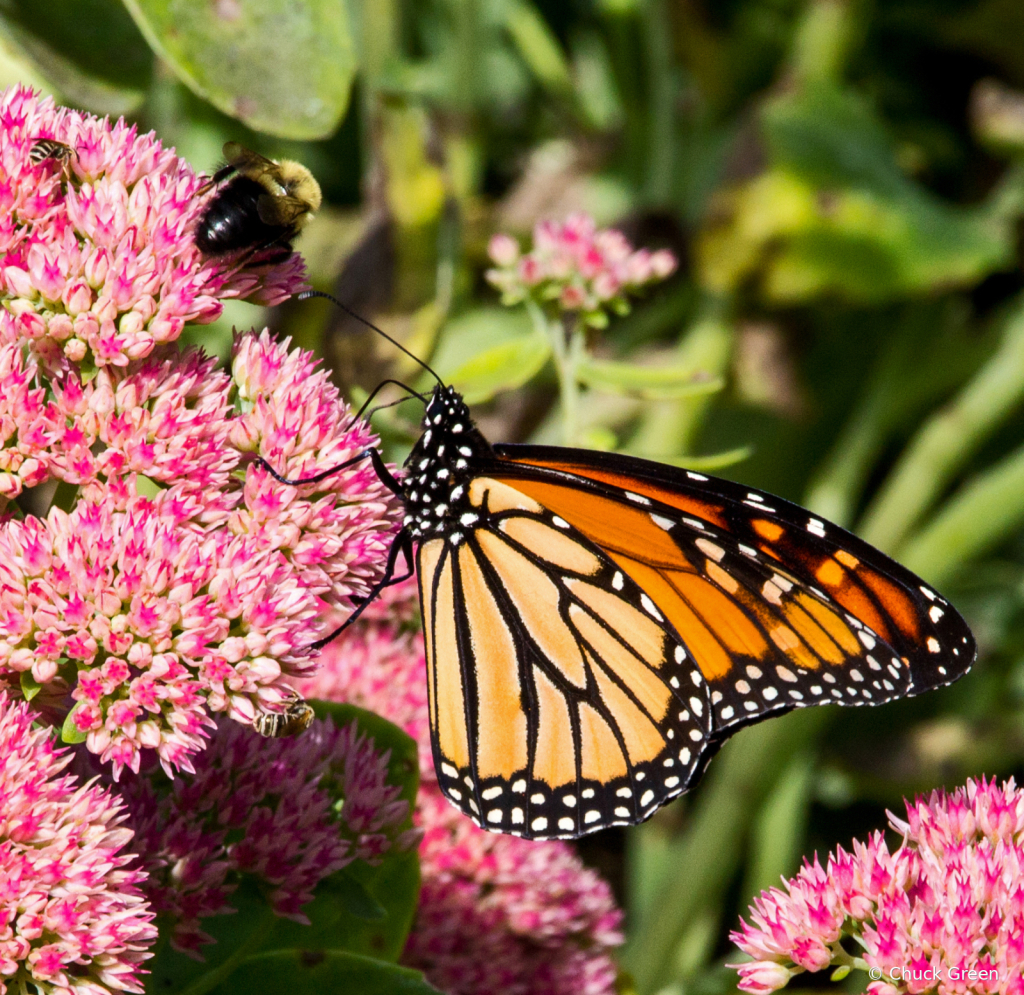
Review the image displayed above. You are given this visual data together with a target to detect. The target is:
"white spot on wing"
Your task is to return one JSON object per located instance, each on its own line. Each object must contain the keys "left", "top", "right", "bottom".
{"left": 641, "top": 594, "right": 663, "bottom": 620}
{"left": 695, "top": 538, "right": 725, "bottom": 562}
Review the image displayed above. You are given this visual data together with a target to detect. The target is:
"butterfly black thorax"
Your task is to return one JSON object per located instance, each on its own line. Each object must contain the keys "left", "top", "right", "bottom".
{"left": 401, "top": 385, "right": 493, "bottom": 541}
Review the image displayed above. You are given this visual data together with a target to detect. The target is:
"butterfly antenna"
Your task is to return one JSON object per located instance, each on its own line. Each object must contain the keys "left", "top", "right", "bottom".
{"left": 299, "top": 289, "right": 443, "bottom": 385}
{"left": 345, "top": 378, "right": 427, "bottom": 432}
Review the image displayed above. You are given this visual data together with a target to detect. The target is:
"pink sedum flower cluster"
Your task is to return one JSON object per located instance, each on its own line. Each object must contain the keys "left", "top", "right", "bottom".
{"left": 731, "top": 777, "right": 1024, "bottom": 995}
{"left": 486, "top": 212, "right": 676, "bottom": 328}
{"left": 0, "top": 328, "right": 399, "bottom": 777}
{"left": 114, "top": 713, "right": 416, "bottom": 957}
{"left": 0, "top": 89, "right": 398, "bottom": 776}
{"left": 298, "top": 578, "right": 624, "bottom": 995}
{"left": 0, "top": 85, "right": 304, "bottom": 373}
{"left": 0, "top": 692, "right": 156, "bottom": 995}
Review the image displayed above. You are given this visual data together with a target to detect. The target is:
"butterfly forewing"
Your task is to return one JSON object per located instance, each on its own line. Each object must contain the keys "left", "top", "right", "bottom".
{"left": 488, "top": 446, "right": 971, "bottom": 729}
{"left": 418, "top": 476, "right": 712, "bottom": 840}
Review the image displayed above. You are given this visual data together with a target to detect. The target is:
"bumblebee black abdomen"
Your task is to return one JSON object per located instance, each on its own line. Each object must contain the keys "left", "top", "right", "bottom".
{"left": 195, "top": 176, "right": 292, "bottom": 254}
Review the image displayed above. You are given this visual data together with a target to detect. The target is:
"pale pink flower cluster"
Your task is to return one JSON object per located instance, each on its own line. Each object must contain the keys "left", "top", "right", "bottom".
{"left": 405, "top": 786, "right": 623, "bottom": 995}
{"left": 0, "top": 85, "right": 304, "bottom": 373}
{"left": 114, "top": 714, "right": 416, "bottom": 957}
{"left": 486, "top": 212, "right": 677, "bottom": 328}
{"left": 0, "top": 692, "right": 156, "bottom": 995}
{"left": 298, "top": 578, "right": 624, "bottom": 995}
{"left": 731, "top": 777, "right": 1024, "bottom": 995}
{"left": 0, "top": 332, "right": 399, "bottom": 777}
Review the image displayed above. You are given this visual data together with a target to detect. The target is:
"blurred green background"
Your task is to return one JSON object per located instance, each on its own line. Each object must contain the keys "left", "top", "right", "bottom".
{"left": 19, "top": 0, "right": 1024, "bottom": 992}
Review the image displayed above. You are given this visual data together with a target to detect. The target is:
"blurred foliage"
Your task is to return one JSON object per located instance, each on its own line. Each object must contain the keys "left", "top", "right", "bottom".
{"left": 23, "top": 0, "right": 1024, "bottom": 992}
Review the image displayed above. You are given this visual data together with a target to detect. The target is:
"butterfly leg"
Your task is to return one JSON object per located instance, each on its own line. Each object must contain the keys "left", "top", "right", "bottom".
{"left": 308, "top": 529, "right": 415, "bottom": 649}
{"left": 256, "top": 447, "right": 403, "bottom": 496}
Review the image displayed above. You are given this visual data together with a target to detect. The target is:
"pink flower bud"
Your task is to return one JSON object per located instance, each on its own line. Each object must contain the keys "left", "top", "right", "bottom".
{"left": 735, "top": 960, "right": 793, "bottom": 993}
{"left": 518, "top": 255, "right": 544, "bottom": 285}
{"left": 488, "top": 233, "right": 520, "bottom": 267}
{"left": 560, "top": 284, "right": 587, "bottom": 309}
{"left": 650, "top": 248, "right": 678, "bottom": 278}
{"left": 63, "top": 338, "right": 87, "bottom": 362}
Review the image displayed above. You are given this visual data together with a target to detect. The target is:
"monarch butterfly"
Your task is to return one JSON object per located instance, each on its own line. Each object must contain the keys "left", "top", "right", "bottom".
{"left": 262, "top": 295, "right": 975, "bottom": 841}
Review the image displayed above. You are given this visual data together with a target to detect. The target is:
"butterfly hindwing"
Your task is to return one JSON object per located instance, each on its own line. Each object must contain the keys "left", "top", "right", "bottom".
{"left": 418, "top": 477, "right": 712, "bottom": 840}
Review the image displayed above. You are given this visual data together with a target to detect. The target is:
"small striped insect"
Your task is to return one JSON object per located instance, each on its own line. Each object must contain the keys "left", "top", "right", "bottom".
{"left": 259, "top": 293, "right": 976, "bottom": 840}
{"left": 28, "top": 139, "right": 76, "bottom": 168}
{"left": 252, "top": 692, "right": 316, "bottom": 738}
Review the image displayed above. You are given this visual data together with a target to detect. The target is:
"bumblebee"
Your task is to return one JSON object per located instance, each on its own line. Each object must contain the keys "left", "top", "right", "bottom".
{"left": 195, "top": 142, "right": 321, "bottom": 260}
{"left": 29, "top": 139, "right": 76, "bottom": 167}
{"left": 252, "top": 691, "right": 316, "bottom": 738}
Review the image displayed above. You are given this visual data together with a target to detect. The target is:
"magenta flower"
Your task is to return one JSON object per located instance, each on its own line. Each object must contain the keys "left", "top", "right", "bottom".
{"left": 486, "top": 212, "right": 677, "bottom": 328}
{"left": 0, "top": 86, "right": 305, "bottom": 374}
{"left": 113, "top": 713, "right": 416, "bottom": 957}
{"left": 731, "top": 777, "right": 1024, "bottom": 995}
{"left": 0, "top": 691, "right": 156, "bottom": 995}
{"left": 298, "top": 578, "right": 625, "bottom": 995}
{"left": 0, "top": 331, "right": 400, "bottom": 776}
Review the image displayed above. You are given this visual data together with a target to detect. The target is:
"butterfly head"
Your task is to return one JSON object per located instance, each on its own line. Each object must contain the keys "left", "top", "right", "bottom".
{"left": 401, "top": 385, "right": 493, "bottom": 542}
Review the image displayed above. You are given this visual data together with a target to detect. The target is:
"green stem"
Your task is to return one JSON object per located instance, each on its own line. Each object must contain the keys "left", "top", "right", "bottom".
{"left": 532, "top": 301, "right": 584, "bottom": 444}
{"left": 803, "top": 326, "right": 913, "bottom": 524}
{"left": 859, "top": 295, "right": 1024, "bottom": 555}
{"left": 986, "top": 160, "right": 1024, "bottom": 225}
{"left": 51, "top": 479, "right": 79, "bottom": 514}
{"left": 173, "top": 906, "right": 279, "bottom": 995}
{"left": 741, "top": 752, "right": 815, "bottom": 904}
{"left": 788, "top": 0, "right": 858, "bottom": 87}
{"left": 643, "top": 0, "right": 675, "bottom": 204}
{"left": 803, "top": 397, "right": 885, "bottom": 525}
{"left": 901, "top": 442, "right": 1024, "bottom": 587}
{"left": 624, "top": 708, "right": 828, "bottom": 994}
{"left": 628, "top": 299, "right": 733, "bottom": 458}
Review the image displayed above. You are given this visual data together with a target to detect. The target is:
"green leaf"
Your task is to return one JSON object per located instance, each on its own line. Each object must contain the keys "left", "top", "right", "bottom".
{"left": 330, "top": 868, "right": 387, "bottom": 922}
{"left": 502, "top": 0, "right": 573, "bottom": 95}
{"left": 0, "top": 0, "right": 150, "bottom": 114}
{"left": 758, "top": 85, "right": 1014, "bottom": 300}
{"left": 577, "top": 356, "right": 724, "bottom": 400}
{"left": 119, "top": 0, "right": 356, "bottom": 139}
{"left": 656, "top": 447, "right": 752, "bottom": 471}
{"left": 60, "top": 704, "right": 88, "bottom": 744}
{"left": 447, "top": 337, "right": 552, "bottom": 404}
{"left": 218, "top": 950, "right": 442, "bottom": 995}
{"left": 19, "top": 671, "right": 42, "bottom": 701}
